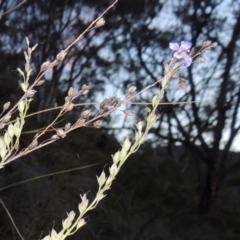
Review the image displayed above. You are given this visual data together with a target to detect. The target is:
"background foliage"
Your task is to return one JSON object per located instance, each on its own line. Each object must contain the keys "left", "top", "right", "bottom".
{"left": 0, "top": 0, "right": 240, "bottom": 239}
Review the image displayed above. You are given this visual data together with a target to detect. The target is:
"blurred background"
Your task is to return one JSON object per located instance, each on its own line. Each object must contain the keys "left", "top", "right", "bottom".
{"left": 0, "top": 0, "right": 240, "bottom": 239}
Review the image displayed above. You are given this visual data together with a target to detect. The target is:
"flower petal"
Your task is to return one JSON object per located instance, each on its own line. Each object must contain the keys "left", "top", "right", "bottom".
{"left": 173, "top": 51, "right": 188, "bottom": 59}
{"left": 169, "top": 41, "right": 180, "bottom": 51}
{"left": 180, "top": 41, "right": 192, "bottom": 50}
{"left": 182, "top": 55, "right": 192, "bottom": 67}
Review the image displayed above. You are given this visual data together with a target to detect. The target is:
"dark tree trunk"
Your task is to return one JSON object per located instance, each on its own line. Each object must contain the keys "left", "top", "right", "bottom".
{"left": 199, "top": 166, "right": 219, "bottom": 213}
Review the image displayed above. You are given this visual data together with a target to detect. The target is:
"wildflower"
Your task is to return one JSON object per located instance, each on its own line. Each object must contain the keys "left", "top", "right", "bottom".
{"left": 169, "top": 40, "right": 192, "bottom": 67}
{"left": 169, "top": 41, "right": 192, "bottom": 54}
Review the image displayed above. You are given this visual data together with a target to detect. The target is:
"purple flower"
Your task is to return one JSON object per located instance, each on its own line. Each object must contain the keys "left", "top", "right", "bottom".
{"left": 169, "top": 41, "right": 192, "bottom": 67}
{"left": 169, "top": 41, "right": 192, "bottom": 52}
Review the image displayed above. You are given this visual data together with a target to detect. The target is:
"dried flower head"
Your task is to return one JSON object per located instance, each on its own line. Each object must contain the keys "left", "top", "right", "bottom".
{"left": 56, "top": 50, "right": 67, "bottom": 62}
{"left": 65, "top": 96, "right": 71, "bottom": 103}
{"left": 29, "top": 139, "right": 38, "bottom": 150}
{"left": 100, "top": 98, "right": 111, "bottom": 110}
{"left": 0, "top": 123, "right": 5, "bottom": 129}
{"left": 68, "top": 87, "right": 76, "bottom": 97}
{"left": 109, "top": 97, "right": 121, "bottom": 107}
{"left": 124, "top": 109, "right": 135, "bottom": 116}
{"left": 202, "top": 40, "right": 218, "bottom": 51}
{"left": 95, "top": 18, "right": 105, "bottom": 27}
{"left": 26, "top": 89, "right": 37, "bottom": 98}
{"left": 76, "top": 118, "right": 86, "bottom": 126}
{"left": 127, "top": 86, "right": 136, "bottom": 95}
{"left": 51, "top": 135, "right": 60, "bottom": 140}
{"left": 203, "top": 40, "right": 212, "bottom": 48}
{"left": 211, "top": 42, "right": 218, "bottom": 48}
{"left": 178, "top": 80, "right": 187, "bottom": 90}
{"left": 94, "top": 120, "right": 103, "bottom": 128}
{"left": 80, "top": 85, "right": 90, "bottom": 95}
{"left": 3, "top": 102, "right": 10, "bottom": 111}
{"left": 2, "top": 114, "right": 11, "bottom": 123}
{"left": 81, "top": 110, "right": 91, "bottom": 119}
{"left": 41, "top": 61, "right": 51, "bottom": 71}
{"left": 35, "top": 79, "right": 45, "bottom": 86}
{"left": 195, "top": 56, "right": 205, "bottom": 64}
{"left": 62, "top": 102, "right": 74, "bottom": 112}
{"left": 64, "top": 123, "right": 71, "bottom": 131}
{"left": 56, "top": 128, "right": 66, "bottom": 138}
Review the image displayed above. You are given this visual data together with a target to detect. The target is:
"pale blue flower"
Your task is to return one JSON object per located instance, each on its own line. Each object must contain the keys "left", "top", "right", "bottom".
{"left": 169, "top": 41, "right": 192, "bottom": 67}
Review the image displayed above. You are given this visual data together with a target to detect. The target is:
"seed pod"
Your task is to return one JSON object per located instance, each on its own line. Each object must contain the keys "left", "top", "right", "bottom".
{"left": 63, "top": 102, "right": 74, "bottom": 112}
{"left": 80, "top": 85, "right": 90, "bottom": 95}
{"left": 41, "top": 61, "right": 51, "bottom": 71}
{"left": 29, "top": 139, "right": 38, "bottom": 150}
{"left": 56, "top": 50, "right": 67, "bottom": 62}
{"left": 35, "top": 79, "right": 45, "bottom": 86}
{"left": 203, "top": 40, "right": 212, "bottom": 47}
{"left": 211, "top": 42, "right": 218, "bottom": 48}
{"left": 3, "top": 102, "right": 10, "bottom": 111}
{"left": 65, "top": 123, "right": 71, "bottom": 131}
{"left": 95, "top": 18, "right": 105, "bottom": 27}
{"left": 2, "top": 114, "right": 11, "bottom": 123}
{"left": 68, "top": 87, "right": 76, "bottom": 97}
{"left": 51, "top": 135, "right": 60, "bottom": 140}
{"left": 94, "top": 120, "right": 102, "bottom": 128}
{"left": 76, "top": 119, "right": 86, "bottom": 126}
{"left": 127, "top": 86, "right": 136, "bottom": 95}
{"left": 178, "top": 80, "right": 187, "bottom": 90}
{"left": 26, "top": 89, "right": 37, "bottom": 98}
{"left": 81, "top": 110, "right": 91, "bottom": 119}
{"left": 56, "top": 128, "right": 66, "bottom": 138}
{"left": 124, "top": 110, "right": 134, "bottom": 116}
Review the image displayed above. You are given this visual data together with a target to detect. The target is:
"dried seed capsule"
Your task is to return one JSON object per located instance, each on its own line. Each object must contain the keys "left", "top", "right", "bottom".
{"left": 29, "top": 139, "right": 38, "bottom": 150}
{"left": 94, "top": 120, "right": 102, "bottom": 128}
{"left": 56, "top": 128, "right": 66, "bottom": 138}
{"left": 80, "top": 85, "right": 90, "bottom": 95}
{"left": 211, "top": 42, "right": 218, "bottom": 48}
{"left": 127, "top": 86, "right": 136, "bottom": 95}
{"left": 203, "top": 40, "right": 212, "bottom": 47}
{"left": 95, "top": 18, "right": 105, "bottom": 27}
{"left": 81, "top": 110, "right": 91, "bottom": 118}
{"left": 26, "top": 89, "right": 37, "bottom": 98}
{"left": 68, "top": 87, "right": 76, "bottom": 97}
{"left": 3, "top": 102, "right": 10, "bottom": 111}
{"left": 196, "top": 56, "right": 205, "bottom": 64}
{"left": 178, "top": 80, "right": 187, "bottom": 90}
{"left": 2, "top": 114, "right": 11, "bottom": 123}
{"left": 76, "top": 119, "right": 86, "bottom": 126}
{"left": 56, "top": 50, "right": 67, "bottom": 62}
{"left": 124, "top": 110, "right": 134, "bottom": 116}
{"left": 64, "top": 123, "right": 71, "bottom": 131}
{"left": 62, "top": 102, "right": 74, "bottom": 112}
{"left": 41, "top": 61, "right": 51, "bottom": 71}
{"left": 51, "top": 135, "right": 60, "bottom": 140}
{"left": 35, "top": 79, "right": 45, "bottom": 86}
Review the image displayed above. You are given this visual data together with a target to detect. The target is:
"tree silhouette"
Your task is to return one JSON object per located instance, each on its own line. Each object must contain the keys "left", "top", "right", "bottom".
{"left": 0, "top": 0, "right": 239, "bottom": 223}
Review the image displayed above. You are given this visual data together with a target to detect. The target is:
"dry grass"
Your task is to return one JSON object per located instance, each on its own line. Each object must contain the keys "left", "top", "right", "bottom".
{"left": 0, "top": 1, "right": 217, "bottom": 239}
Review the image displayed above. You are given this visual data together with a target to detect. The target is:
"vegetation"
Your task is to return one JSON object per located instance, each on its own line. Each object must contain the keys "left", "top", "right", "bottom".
{"left": 0, "top": 0, "right": 239, "bottom": 239}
